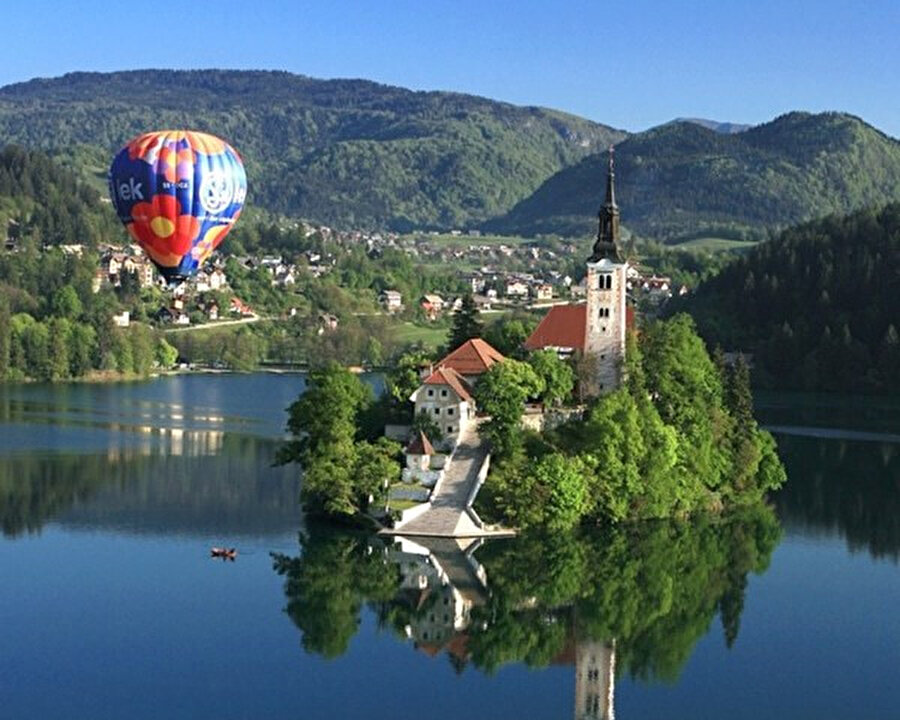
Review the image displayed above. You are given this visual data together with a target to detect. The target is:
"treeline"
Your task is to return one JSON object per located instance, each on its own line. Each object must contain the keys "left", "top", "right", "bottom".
{"left": 672, "top": 203, "right": 900, "bottom": 393}
{"left": 476, "top": 315, "right": 786, "bottom": 531}
{"left": 272, "top": 507, "right": 780, "bottom": 676}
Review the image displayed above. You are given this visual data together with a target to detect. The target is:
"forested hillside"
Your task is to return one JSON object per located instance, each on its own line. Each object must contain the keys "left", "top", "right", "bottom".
{"left": 488, "top": 112, "right": 900, "bottom": 242}
{"left": 0, "top": 70, "right": 624, "bottom": 230}
{"left": 0, "top": 146, "right": 174, "bottom": 382}
{"left": 670, "top": 204, "right": 900, "bottom": 393}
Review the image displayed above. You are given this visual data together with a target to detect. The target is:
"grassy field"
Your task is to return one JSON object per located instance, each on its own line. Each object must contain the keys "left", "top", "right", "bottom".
{"left": 394, "top": 322, "right": 447, "bottom": 350}
{"left": 671, "top": 237, "right": 758, "bottom": 251}
{"left": 402, "top": 232, "right": 534, "bottom": 247}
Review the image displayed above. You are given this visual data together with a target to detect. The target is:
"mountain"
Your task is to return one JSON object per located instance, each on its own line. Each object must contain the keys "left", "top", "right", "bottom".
{"left": 486, "top": 112, "right": 900, "bottom": 242}
{"left": 0, "top": 69, "right": 625, "bottom": 231}
{"left": 669, "top": 203, "right": 900, "bottom": 393}
{"left": 677, "top": 118, "right": 750, "bottom": 134}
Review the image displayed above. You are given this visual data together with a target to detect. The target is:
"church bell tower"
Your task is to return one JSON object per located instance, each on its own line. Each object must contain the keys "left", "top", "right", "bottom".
{"left": 584, "top": 148, "right": 628, "bottom": 393}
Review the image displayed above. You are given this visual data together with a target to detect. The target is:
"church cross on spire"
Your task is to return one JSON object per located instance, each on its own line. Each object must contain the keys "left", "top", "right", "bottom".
{"left": 588, "top": 146, "right": 623, "bottom": 263}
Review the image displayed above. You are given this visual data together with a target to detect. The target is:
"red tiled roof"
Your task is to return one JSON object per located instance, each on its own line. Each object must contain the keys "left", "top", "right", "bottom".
{"left": 524, "top": 303, "right": 587, "bottom": 351}
{"left": 438, "top": 338, "right": 505, "bottom": 376}
{"left": 406, "top": 430, "right": 435, "bottom": 456}
{"left": 422, "top": 366, "right": 474, "bottom": 403}
{"left": 524, "top": 303, "right": 636, "bottom": 351}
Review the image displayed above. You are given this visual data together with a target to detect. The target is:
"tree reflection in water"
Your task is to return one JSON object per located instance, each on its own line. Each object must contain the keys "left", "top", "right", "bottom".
{"left": 272, "top": 507, "right": 781, "bottom": 716}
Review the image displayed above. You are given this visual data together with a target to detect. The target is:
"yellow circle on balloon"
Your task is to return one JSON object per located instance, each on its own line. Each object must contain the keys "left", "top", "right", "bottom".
{"left": 150, "top": 216, "right": 175, "bottom": 238}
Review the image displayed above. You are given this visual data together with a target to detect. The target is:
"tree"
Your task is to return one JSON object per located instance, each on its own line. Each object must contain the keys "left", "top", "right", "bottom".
{"left": 532, "top": 453, "right": 588, "bottom": 531}
{"left": 155, "top": 337, "right": 179, "bottom": 369}
{"left": 51, "top": 284, "right": 82, "bottom": 320}
{"left": 0, "top": 297, "right": 10, "bottom": 380}
{"left": 47, "top": 318, "right": 71, "bottom": 380}
{"left": 528, "top": 349, "right": 574, "bottom": 406}
{"left": 474, "top": 359, "right": 543, "bottom": 456}
{"left": 447, "top": 293, "right": 482, "bottom": 350}
{"left": 68, "top": 323, "right": 96, "bottom": 377}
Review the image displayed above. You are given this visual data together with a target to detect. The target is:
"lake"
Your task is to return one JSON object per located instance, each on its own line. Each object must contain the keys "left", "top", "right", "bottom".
{"left": 1, "top": 375, "right": 898, "bottom": 720}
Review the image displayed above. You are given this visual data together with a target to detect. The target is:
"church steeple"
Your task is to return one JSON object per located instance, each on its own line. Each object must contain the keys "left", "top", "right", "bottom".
{"left": 588, "top": 147, "right": 623, "bottom": 263}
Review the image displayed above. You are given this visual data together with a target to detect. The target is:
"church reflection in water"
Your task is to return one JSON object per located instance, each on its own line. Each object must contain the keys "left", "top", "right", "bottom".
{"left": 390, "top": 536, "right": 615, "bottom": 719}
{"left": 273, "top": 510, "right": 780, "bottom": 719}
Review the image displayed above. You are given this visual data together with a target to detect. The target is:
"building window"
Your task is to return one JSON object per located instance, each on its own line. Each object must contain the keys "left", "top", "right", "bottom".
{"left": 434, "top": 407, "right": 440, "bottom": 416}
{"left": 427, "top": 389, "right": 434, "bottom": 397}
{"left": 447, "top": 407, "right": 454, "bottom": 416}
{"left": 601, "top": 326, "right": 607, "bottom": 333}
{"left": 605, "top": 275, "right": 613, "bottom": 289}
{"left": 600, "top": 354, "right": 606, "bottom": 360}
{"left": 446, "top": 426, "right": 454, "bottom": 433}
{"left": 440, "top": 389, "right": 448, "bottom": 397}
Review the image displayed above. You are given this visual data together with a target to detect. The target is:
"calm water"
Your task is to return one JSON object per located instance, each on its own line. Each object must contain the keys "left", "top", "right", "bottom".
{"left": 1, "top": 376, "right": 898, "bottom": 720}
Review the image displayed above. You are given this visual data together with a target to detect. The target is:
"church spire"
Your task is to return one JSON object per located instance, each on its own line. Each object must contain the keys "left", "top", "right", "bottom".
{"left": 588, "top": 146, "right": 623, "bottom": 263}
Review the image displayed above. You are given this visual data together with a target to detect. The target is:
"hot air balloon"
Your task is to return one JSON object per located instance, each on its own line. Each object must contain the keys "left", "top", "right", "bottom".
{"left": 108, "top": 130, "right": 247, "bottom": 283}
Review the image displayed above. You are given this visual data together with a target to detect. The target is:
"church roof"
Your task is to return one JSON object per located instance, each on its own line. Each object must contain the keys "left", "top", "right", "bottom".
{"left": 406, "top": 430, "right": 435, "bottom": 456}
{"left": 437, "top": 338, "right": 505, "bottom": 376}
{"left": 422, "top": 366, "right": 474, "bottom": 403}
{"left": 524, "top": 304, "right": 587, "bottom": 351}
{"left": 524, "top": 303, "right": 636, "bottom": 352}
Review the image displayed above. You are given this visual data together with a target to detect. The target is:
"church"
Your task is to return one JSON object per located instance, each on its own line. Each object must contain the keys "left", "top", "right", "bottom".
{"left": 524, "top": 149, "right": 633, "bottom": 393}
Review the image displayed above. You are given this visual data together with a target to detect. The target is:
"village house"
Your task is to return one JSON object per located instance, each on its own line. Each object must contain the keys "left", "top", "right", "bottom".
{"left": 112, "top": 310, "right": 130, "bottom": 328}
{"left": 505, "top": 279, "right": 529, "bottom": 298}
{"left": 420, "top": 293, "right": 445, "bottom": 321}
{"left": 229, "top": 297, "right": 254, "bottom": 317}
{"left": 401, "top": 430, "right": 443, "bottom": 487}
{"left": 410, "top": 366, "right": 476, "bottom": 448}
{"left": 317, "top": 313, "right": 339, "bottom": 334}
{"left": 435, "top": 338, "right": 505, "bottom": 385}
{"left": 533, "top": 283, "right": 554, "bottom": 302}
{"left": 381, "top": 290, "right": 403, "bottom": 313}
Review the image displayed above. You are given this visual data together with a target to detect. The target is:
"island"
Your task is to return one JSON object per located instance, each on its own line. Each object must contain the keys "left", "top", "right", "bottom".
{"left": 278, "top": 150, "right": 786, "bottom": 534}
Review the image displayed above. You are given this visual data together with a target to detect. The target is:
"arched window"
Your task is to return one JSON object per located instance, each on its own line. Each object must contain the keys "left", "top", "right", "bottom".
{"left": 605, "top": 274, "right": 613, "bottom": 289}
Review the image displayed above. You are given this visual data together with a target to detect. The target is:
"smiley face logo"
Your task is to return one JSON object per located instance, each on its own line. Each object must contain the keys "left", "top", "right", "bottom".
{"left": 199, "top": 170, "right": 235, "bottom": 214}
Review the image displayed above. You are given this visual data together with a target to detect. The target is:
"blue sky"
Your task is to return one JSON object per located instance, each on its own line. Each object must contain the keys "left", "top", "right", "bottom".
{"left": 2, "top": 0, "right": 898, "bottom": 136}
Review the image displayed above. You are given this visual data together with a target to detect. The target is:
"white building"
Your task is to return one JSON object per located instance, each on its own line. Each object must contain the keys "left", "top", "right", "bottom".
{"left": 410, "top": 366, "right": 475, "bottom": 448}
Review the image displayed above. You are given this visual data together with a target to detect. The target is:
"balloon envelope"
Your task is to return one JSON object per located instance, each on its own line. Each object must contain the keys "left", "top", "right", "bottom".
{"left": 108, "top": 130, "right": 247, "bottom": 282}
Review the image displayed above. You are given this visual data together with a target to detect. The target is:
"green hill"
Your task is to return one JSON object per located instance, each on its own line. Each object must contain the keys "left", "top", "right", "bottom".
{"left": 486, "top": 112, "right": 900, "bottom": 242}
{"left": 0, "top": 69, "right": 625, "bottom": 231}
{"left": 669, "top": 203, "right": 900, "bottom": 393}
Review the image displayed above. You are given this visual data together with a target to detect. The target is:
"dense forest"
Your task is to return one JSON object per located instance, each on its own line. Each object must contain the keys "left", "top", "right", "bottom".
{"left": 488, "top": 112, "right": 900, "bottom": 242}
{"left": 672, "top": 203, "right": 900, "bottom": 393}
{"left": 0, "top": 69, "right": 623, "bottom": 231}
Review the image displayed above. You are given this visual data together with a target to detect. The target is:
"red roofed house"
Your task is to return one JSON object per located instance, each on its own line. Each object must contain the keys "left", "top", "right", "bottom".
{"left": 410, "top": 366, "right": 476, "bottom": 448}
{"left": 525, "top": 148, "right": 634, "bottom": 395}
{"left": 436, "top": 338, "right": 505, "bottom": 384}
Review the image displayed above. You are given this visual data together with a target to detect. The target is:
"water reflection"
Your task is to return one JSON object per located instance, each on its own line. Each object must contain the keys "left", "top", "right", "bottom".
{"left": 273, "top": 508, "right": 781, "bottom": 717}
{"left": 774, "top": 433, "right": 900, "bottom": 560}
{"left": 0, "top": 434, "right": 299, "bottom": 538}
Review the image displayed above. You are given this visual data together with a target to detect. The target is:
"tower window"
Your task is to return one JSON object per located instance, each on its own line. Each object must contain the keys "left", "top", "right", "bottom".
{"left": 606, "top": 275, "right": 613, "bottom": 289}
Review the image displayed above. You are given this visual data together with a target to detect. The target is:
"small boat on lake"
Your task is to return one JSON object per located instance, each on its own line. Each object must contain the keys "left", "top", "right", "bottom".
{"left": 210, "top": 547, "right": 237, "bottom": 560}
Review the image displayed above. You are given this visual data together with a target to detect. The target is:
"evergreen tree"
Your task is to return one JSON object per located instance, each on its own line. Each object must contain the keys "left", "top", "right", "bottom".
{"left": 0, "top": 297, "right": 9, "bottom": 380}
{"left": 447, "top": 293, "right": 482, "bottom": 350}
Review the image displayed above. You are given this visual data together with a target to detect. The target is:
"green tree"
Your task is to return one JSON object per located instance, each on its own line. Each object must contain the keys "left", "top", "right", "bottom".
{"left": 155, "top": 337, "right": 179, "bottom": 369}
{"left": 528, "top": 349, "right": 575, "bottom": 406}
{"left": 47, "top": 318, "right": 71, "bottom": 380}
{"left": 0, "top": 297, "right": 10, "bottom": 380}
{"left": 474, "top": 359, "right": 543, "bottom": 456}
{"left": 447, "top": 293, "right": 482, "bottom": 350}
{"left": 51, "top": 284, "right": 82, "bottom": 320}
{"left": 67, "top": 323, "right": 96, "bottom": 377}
